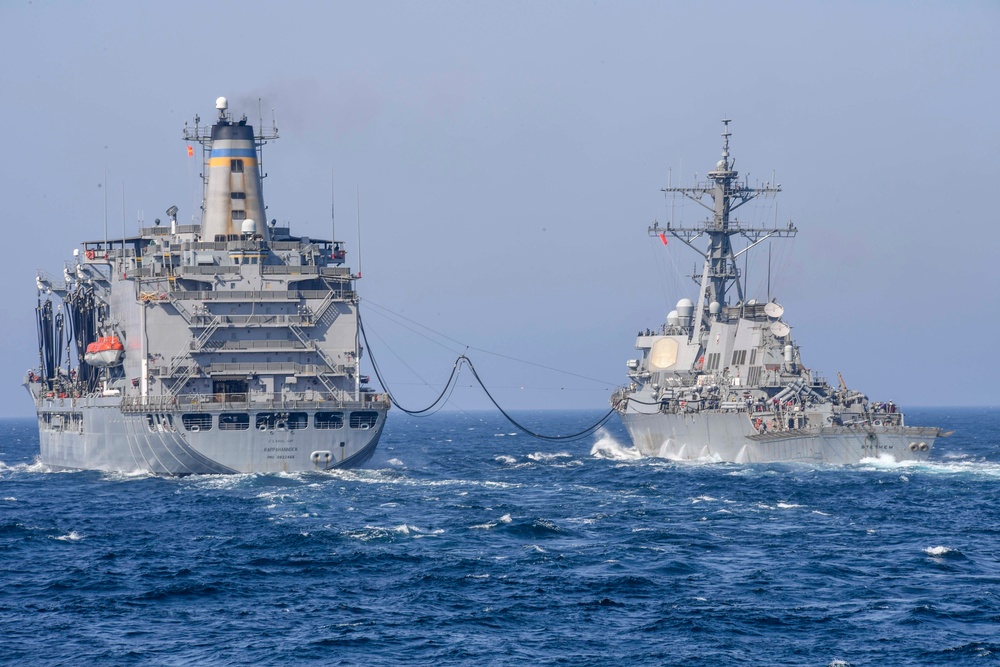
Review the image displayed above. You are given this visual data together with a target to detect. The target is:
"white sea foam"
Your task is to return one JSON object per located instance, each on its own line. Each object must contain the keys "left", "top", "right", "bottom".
{"left": 924, "top": 545, "right": 955, "bottom": 557}
{"left": 527, "top": 451, "right": 572, "bottom": 462}
{"left": 386, "top": 458, "right": 405, "bottom": 466}
{"left": 471, "top": 513, "right": 513, "bottom": 530}
{"left": 859, "top": 453, "right": 902, "bottom": 467}
{"left": 344, "top": 523, "right": 443, "bottom": 541}
{"left": 53, "top": 531, "right": 83, "bottom": 541}
{"left": 590, "top": 429, "right": 642, "bottom": 460}
{"left": 101, "top": 468, "right": 157, "bottom": 482}
{"left": 691, "top": 495, "right": 717, "bottom": 503}
{"left": 857, "top": 456, "right": 1000, "bottom": 478}
{"left": 0, "top": 459, "right": 75, "bottom": 474}
{"left": 494, "top": 455, "right": 518, "bottom": 465}
{"left": 3, "top": 497, "right": 15, "bottom": 502}
{"left": 776, "top": 502, "right": 805, "bottom": 509}
{"left": 327, "top": 468, "right": 519, "bottom": 490}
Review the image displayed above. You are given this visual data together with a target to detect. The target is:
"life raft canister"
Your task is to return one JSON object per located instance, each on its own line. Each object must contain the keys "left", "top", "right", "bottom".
{"left": 84, "top": 335, "right": 125, "bottom": 367}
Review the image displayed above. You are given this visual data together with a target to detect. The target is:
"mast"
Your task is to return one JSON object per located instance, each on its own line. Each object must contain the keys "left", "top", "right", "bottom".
{"left": 651, "top": 120, "right": 796, "bottom": 329}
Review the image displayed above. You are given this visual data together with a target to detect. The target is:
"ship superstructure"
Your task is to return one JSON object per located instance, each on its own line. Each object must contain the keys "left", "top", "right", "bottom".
{"left": 612, "top": 120, "right": 942, "bottom": 464}
{"left": 26, "top": 97, "right": 388, "bottom": 474}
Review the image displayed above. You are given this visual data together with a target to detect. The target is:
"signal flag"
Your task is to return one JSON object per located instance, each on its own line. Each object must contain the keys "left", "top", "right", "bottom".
{"left": 659, "top": 232, "right": 668, "bottom": 246}
{"left": 187, "top": 145, "right": 194, "bottom": 157}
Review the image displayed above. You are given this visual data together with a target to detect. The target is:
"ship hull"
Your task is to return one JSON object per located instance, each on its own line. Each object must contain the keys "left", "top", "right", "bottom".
{"left": 619, "top": 411, "right": 937, "bottom": 464}
{"left": 35, "top": 397, "right": 387, "bottom": 475}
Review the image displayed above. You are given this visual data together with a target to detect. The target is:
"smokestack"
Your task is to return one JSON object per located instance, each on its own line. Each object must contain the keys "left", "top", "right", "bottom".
{"left": 201, "top": 97, "right": 270, "bottom": 242}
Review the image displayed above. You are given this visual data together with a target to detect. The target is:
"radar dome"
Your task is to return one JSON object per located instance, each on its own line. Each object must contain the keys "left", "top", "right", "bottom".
{"left": 241, "top": 219, "right": 257, "bottom": 235}
{"left": 676, "top": 298, "right": 694, "bottom": 327}
{"left": 216, "top": 96, "right": 228, "bottom": 111}
{"left": 667, "top": 310, "right": 679, "bottom": 326}
{"left": 709, "top": 301, "right": 721, "bottom": 315}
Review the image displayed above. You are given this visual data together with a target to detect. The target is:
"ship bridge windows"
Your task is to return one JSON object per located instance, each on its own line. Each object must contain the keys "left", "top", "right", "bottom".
{"left": 182, "top": 414, "right": 213, "bottom": 432}
{"left": 231, "top": 210, "right": 247, "bottom": 221}
{"left": 230, "top": 192, "right": 246, "bottom": 200}
{"left": 315, "top": 411, "right": 345, "bottom": 429}
{"left": 231, "top": 159, "right": 244, "bottom": 173}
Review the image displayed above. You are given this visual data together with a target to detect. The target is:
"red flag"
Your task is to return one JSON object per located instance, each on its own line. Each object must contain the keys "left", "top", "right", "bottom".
{"left": 659, "top": 232, "right": 668, "bottom": 246}
{"left": 187, "top": 145, "right": 194, "bottom": 157}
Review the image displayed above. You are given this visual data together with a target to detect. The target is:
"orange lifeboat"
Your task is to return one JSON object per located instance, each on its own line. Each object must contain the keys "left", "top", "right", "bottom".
{"left": 85, "top": 336, "right": 124, "bottom": 367}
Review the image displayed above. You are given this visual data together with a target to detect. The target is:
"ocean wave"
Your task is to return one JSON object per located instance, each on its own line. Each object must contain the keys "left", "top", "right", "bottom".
{"left": 924, "top": 545, "right": 963, "bottom": 558}
{"left": 526, "top": 451, "right": 572, "bottom": 462}
{"left": 470, "top": 513, "right": 513, "bottom": 530}
{"left": 342, "top": 523, "right": 444, "bottom": 542}
{"left": 51, "top": 531, "right": 83, "bottom": 541}
{"left": 0, "top": 459, "right": 76, "bottom": 475}
{"left": 590, "top": 430, "right": 642, "bottom": 460}
{"left": 858, "top": 456, "right": 1000, "bottom": 478}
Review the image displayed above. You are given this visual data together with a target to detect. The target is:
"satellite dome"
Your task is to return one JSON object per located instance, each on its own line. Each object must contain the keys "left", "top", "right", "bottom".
{"left": 667, "top": 310, "right": 679, "bottom": 326}
{"left": 241, "top": 219, "right": 257, "bottom": 235}
{"left": 675, "top": 299, "right": 694, "bottom": 327}
{"left": 709, "top": 301, "right": 721, "bottom": 315}
{"left": 216, "top": 96, "right": 228, "bottom": 111}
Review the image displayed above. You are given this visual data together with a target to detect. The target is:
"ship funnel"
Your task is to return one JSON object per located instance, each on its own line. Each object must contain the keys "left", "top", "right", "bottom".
{"left": 200, "top": 101, "right": 270, "bottom": 243}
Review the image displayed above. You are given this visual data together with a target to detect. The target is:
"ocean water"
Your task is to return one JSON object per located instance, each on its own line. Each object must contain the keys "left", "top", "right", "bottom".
{"left": 1, "top": 407, "right": 998, "bottom": 666}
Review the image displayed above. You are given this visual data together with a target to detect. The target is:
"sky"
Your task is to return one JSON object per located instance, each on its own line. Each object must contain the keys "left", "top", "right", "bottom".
{"left": 1, "top": 0, "right": 998, "bottom": 417}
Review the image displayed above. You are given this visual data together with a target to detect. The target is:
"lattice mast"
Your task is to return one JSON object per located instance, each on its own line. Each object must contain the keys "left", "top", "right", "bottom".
{"left": 651, "top": 119, "right": 797, "bottom": 330}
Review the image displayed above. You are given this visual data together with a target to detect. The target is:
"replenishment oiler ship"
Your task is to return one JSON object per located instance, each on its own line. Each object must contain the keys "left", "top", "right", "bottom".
{"left": 612, "top": 120, "right": 943, "bottom": 464}
{"left": 26, "top": 97, "right": 388, "bottom": 474}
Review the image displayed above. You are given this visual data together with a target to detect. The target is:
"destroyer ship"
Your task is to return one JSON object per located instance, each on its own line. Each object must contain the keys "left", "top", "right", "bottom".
{"left": 611, "top": 120, "right": 942, "bottom": 464}
{"left": 25, "top": 97, "right": 388, "bottom": 474}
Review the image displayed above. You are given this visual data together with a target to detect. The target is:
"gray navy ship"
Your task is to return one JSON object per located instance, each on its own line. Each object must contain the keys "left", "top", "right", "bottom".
{"left": 26, "top": 97, "right": 388, "bottom": 474}
{"left": 612, "top": 120, "right": 943, "bottom": 464}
